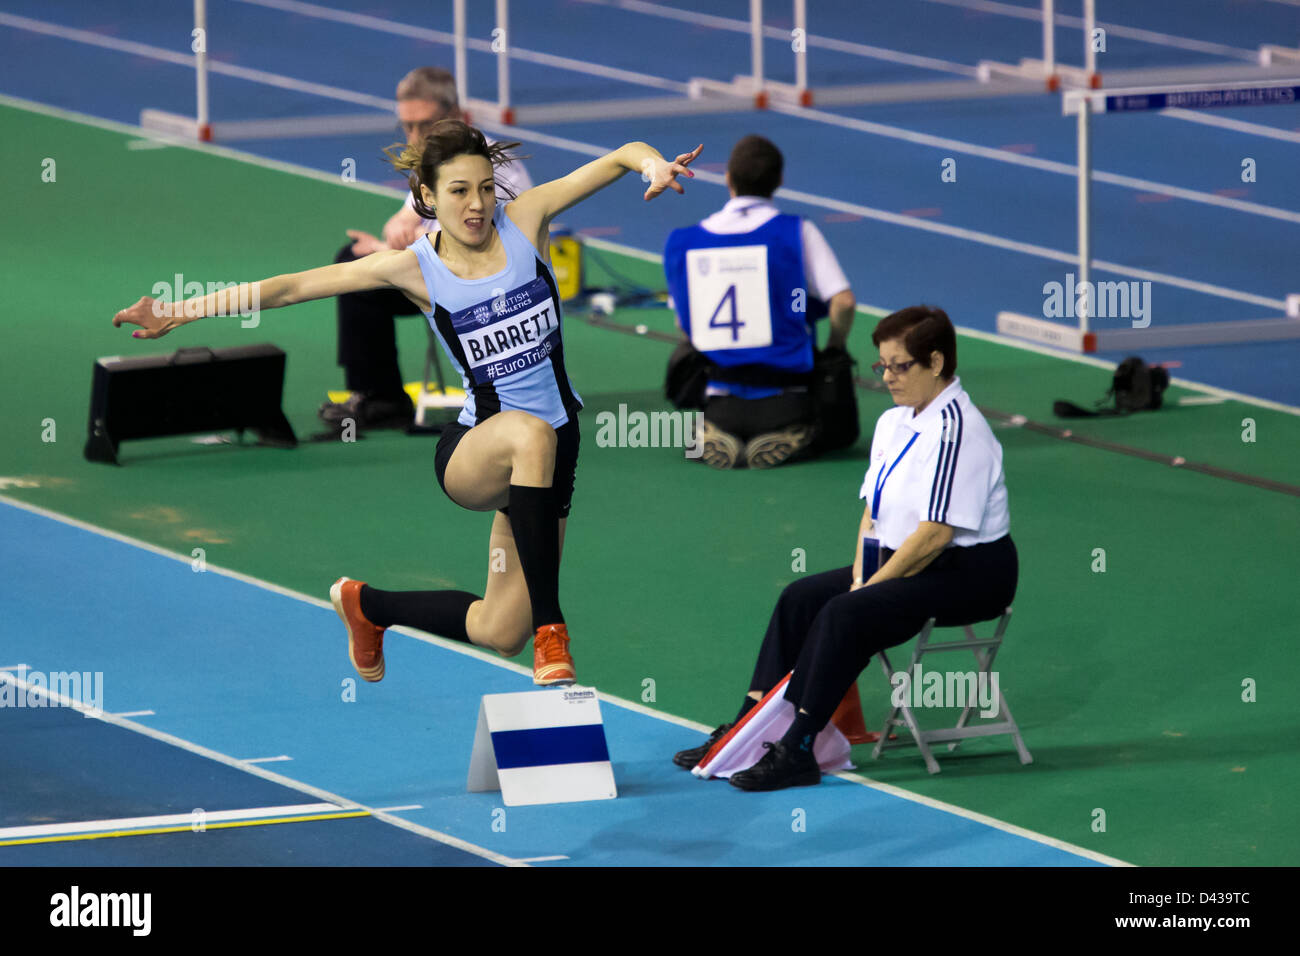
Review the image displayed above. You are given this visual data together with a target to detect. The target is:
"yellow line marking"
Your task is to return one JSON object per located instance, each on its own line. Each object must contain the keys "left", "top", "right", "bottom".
{"left": 0, "top": 811, "right": 370, "bottom": 847}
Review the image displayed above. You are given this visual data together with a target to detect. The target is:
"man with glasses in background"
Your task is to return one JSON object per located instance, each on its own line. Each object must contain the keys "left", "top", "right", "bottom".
{"left": 319, "top": 67, "right": 533, "bottom": 429}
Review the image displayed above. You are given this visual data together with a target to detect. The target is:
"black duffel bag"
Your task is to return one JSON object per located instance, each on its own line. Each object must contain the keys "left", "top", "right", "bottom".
{"left": 664, "top": 340, "right": 712, "bottom": 410}
{"left": 1054, "top": 356, "right": 1170, "bottom": 418}
{"left": 806, "top": 345, "right": 860, "bottom": 454}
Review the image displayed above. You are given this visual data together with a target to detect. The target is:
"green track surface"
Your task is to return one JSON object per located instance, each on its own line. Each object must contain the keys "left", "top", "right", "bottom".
{"left": 3, "top": 103, "right": 1297, "bottom": 866}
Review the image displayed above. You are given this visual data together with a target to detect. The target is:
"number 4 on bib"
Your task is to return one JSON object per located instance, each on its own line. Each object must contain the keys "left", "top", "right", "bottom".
{"left": 685, "top": 245, "right": 773, "bottom": 351}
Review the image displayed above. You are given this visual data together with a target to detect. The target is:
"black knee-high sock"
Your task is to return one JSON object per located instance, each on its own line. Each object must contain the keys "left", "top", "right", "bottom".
{"left": 507, "top": 484, "right": 564, "bottom": 630}
{"left": 359, "top": 586, "right": 478, "bottom": 644}
{"left": 779, "top": 709, "right": 823, "bottom": 753}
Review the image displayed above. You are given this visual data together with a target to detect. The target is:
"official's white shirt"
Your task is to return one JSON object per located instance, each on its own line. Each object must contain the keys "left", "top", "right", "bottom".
{"left": 695, "top": 197, "right": 850, "bottom": 301}
{"left": 401, "top": 146, "right": 533, "bottom": 236}
{"left": 858, "top": 377, "right": 1010, "bottom": 550}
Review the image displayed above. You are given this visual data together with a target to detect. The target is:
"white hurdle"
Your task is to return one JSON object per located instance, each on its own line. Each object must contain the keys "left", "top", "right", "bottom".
{"left": 977, "top": 0, "right": 1101, "bottom": 92}
{"left": 194, "top": 0, "right": 211, "bottom": 141}
{"left": 144, "top": 0, "right": 1125, "bottom": 140}
{"left": 997, "top": 77, "right": 1300, "bottom": 353}
{"left": 685, "top": 0, "right": 810, "bottom": 108}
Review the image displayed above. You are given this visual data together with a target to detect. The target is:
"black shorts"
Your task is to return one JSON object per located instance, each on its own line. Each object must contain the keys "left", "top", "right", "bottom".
{"left": 434, "top": 415, "right": 581, "bottom": 519}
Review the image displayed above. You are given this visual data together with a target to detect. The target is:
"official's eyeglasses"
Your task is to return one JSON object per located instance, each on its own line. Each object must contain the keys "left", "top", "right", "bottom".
{"left": 398, "top": 120, "right": 442, "bottom": 142}
{"left": 870, "top": 359, "right": 920, "bottom": 378}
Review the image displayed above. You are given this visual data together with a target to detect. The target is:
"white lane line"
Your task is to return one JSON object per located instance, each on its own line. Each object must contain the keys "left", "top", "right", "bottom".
{"left": 373, "top": 805, "right": 423, "bottom": 812}
{"left": 244, "top": 755, "right": 293, "bottom": 763}
{"left": 574, "top": 0, "right": 979, "bottom": 77}
{"left": 517, "top": 855, "right": 571, "bottom": 862}
{"left": 919, "top": 0, "right": 1261, "bottom": 61}
{"left": 109, "top": 710, "right": 156, "bottom": 718}
{"left": 0, "top": 12, "right": 393, "bottom": 110}
{"left": 232, "top": 0, "right": 688, "bottom": 93}
{"left": 529, "top": 126, "right": 1294, "bottom": 311}
{"left": 4, "top": 13, "right": 1295, "bottom": 228}
{"left": 2, "top": 495, "right": 1127, "bottom": 866}
{"left": 0, "top": 804, "right": 344, "bottom": 840}
{"left": 0, "top": 663, "right": 526, "bottom": 867}
{"left": 2, "top": 91, "right": 1295, "bottom": 412}
{"left": 837, "top": 766, "right": 1134, "bottom": 866}
{"left": 764, "top": 100, "right": 1300, "bottom": 227}
{"left": 1159, "top": 108, "right": 1300, "bottom": 144}
{"left": 0, "top": 93, "right": 400, "bottom": 201}
{"left": 952, "top": 325, "right": 1300, "bottom": 417}
{"left": 582, "top": 233, "right": 1300, "bottom": 418}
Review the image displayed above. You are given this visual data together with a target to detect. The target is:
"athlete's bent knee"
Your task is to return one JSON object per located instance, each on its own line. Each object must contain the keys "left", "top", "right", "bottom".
{"left": 495, "top": 631, "right": 531, "bottom": 659}
{"left": 476, "top": 621, "right": 531, "bottom": 658}
{"left": 501, "top": 411, "right": 556, "bottom": 456}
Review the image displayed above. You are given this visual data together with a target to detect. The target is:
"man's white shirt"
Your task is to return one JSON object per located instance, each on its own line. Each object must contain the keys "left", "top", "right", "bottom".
{"left": 859, "top": 377, "right": 1010, "bottom": 550}
{"left": 695, "top": 197, "right": 850, "bottom": 302}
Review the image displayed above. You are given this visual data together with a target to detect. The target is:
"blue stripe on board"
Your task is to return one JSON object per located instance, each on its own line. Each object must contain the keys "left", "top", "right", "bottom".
{"left": 490, "top": 725, "right": 610, "bottom": 770}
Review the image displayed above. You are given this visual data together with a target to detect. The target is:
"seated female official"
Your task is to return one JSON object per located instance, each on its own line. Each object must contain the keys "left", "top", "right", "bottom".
{"left": 673, "top": 305, "right": 1018, "bottom": 790}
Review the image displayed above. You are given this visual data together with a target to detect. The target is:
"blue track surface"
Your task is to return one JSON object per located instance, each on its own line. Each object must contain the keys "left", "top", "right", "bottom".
{"left": 1, "top": 0, "right": 1297, "bottom": 406}
{"left": 0, "top": 500, "right": 1105, "bottom": 866}
{"left": 1, "top": 0, "right": 1295, "bottom": 868}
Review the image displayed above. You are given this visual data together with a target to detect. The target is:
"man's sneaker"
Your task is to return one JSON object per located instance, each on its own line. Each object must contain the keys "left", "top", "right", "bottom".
{"left": 319, "top": 392, "right": 414, "bottom": 429}
{"left": 697, "top": 419, "right": 743, "bottom": 470}
{"left": 672, "top": 722, "right": 734, "bottom": 769}
{"left": 330, "top": 577, "right": 385, "bottom": 682}
{"left": 728, "top": 740, "right": 821, "bottom": 791}
{"left": 745, "top": 423, "right": 814, "bottom": 469}
{"left": 533, "top": 623, "right": 575, "bottom": 686}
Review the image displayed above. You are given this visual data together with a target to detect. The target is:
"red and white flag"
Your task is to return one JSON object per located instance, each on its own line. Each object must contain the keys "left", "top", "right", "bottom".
{"left": 692, "top": 672, "right": 854, "bottom": 779}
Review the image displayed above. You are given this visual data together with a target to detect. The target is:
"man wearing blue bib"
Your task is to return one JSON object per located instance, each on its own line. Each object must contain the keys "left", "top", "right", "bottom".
{"left": 663, "top": 136, "right": 857, "bottom": 469}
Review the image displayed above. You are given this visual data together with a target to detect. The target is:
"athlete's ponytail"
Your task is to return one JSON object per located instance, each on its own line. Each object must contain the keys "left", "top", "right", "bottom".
{"left": 385, "top": 119, "right": 524, "bottom": 219}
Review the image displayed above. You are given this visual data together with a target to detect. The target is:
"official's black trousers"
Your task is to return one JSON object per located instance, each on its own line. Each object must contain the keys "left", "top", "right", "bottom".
{"left": 333, "top": 243, "right": 421, "bottom": 396}
{"left": 748, "top": 535, "right": 1019, "bottom": 729}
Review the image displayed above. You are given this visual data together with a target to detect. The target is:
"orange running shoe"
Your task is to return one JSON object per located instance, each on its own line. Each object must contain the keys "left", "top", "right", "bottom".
{"left": 532, "top": 623, "right": 575, "bottom": 686}
{"left": 331, "top": 577, "right": 385, "bottom": 682}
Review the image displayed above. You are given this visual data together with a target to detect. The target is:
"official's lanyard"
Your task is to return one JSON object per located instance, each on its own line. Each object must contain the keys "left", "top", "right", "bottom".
{"left": 872, "top": 432, "right": 919, "bottom": 521}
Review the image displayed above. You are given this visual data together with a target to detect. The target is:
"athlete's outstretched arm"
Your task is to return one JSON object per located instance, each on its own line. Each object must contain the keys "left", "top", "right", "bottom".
{"left": 509, "top": 142, "right": 702, "bottom": 233}
{"left": 112, "top": 249, "right": 414, "bottom": 340}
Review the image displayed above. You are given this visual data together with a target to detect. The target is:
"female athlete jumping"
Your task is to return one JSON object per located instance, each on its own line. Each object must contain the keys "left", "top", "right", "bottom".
{"left": 113, "top": 120, "right": 702, "bottom": 687}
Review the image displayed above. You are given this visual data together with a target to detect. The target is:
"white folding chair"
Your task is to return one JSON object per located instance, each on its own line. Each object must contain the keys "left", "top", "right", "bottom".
{"left": 871, "top": 607, "right": 1032, "bottom": 774}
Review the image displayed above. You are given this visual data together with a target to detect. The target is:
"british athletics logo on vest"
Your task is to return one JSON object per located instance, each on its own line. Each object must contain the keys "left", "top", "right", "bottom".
{"left": 452, "top": 276, "right": 559, "bottom": 384}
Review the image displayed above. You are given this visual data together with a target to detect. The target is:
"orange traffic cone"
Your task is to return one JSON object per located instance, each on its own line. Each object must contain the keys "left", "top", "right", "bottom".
{"left": 831, "top": 682, "right": 875, "bottom": 744}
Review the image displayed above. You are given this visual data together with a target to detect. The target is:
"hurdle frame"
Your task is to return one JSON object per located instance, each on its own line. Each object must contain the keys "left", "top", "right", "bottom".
{"left": 977, "top": 0, "right": 1102, "bottom": 92}
{"left": 997, "top": 77, "right": 1300, "bottom": 353}
{"left": 145, "top": 0, "right": 1300, "bottom": 139}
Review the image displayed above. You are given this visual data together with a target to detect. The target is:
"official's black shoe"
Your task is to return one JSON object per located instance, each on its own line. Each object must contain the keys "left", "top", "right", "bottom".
{"left": 728, "top": 740, "right": 821, "bottom": 792}
{"left": 672, "top": 722, "right": 734, "bottom": 769}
